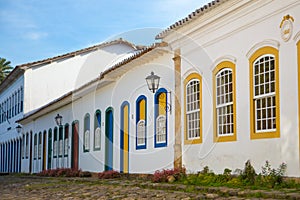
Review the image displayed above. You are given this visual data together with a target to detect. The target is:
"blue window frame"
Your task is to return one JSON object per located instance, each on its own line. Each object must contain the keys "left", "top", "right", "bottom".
{"left": 136, "top": 95, "right": 147, "bottom": 149}
{"left": 94, "top": 110, "right": 101, "bottom": 151}
{"left": 83, "top": 113, "right": 90, "bottom": 152}
{"left": 154, "top": 88, "right": 168, "bottom": 148}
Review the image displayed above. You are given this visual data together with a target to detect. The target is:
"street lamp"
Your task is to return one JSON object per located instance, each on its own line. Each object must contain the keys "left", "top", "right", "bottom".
{"left": 16, "top": 124, "right": 22, "bottom": 133}
{"left": 145, "top": 71, "right": 160, "bottom": 93}
{"left": 55, "top": 114, "right": 63, "bottom": 126}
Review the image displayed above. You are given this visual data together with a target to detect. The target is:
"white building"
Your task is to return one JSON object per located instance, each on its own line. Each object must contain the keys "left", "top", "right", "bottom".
{"left": 1, "top": 0, "right": 300, "bottom": 176}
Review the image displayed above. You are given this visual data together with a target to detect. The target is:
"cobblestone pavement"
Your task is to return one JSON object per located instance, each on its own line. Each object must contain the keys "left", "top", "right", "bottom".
{"left": 0, "top": 175, "right": 300, "bottom": 200}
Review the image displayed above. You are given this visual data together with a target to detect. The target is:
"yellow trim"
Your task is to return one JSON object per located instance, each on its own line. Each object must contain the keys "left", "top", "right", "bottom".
{"left": 123, "top": 105, "right": 129, "bottom": 173}
{"left": 212, "top": 61, "right": 237, "bottom": 142}
{"left": 249, "top": 46, "right": 280, "bottom": 139}
{"left": 184, "top": 73, "right": 202, "bottom": 144}
{"left": 297, "top": 41, "right": 300, "bottom": 167}
{"left": 158, "top": 93, "right": 166, "bottom": 116}
{"left": 140, "top": 99, "right": 145, "bottom": 120}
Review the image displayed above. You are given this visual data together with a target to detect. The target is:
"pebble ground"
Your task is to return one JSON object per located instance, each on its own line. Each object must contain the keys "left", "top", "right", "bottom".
{"left": 1, "top": 175, "right": 300, "bottom": 199}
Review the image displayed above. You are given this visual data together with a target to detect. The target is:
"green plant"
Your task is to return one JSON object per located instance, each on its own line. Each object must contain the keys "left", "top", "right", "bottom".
{"left": 260, "top": 161, "right": 287, "bottom": 188}
{"left": 152, "top": 167, "right": 186, "bottom": 183}
{"left": 240, "top": 160, "right": 256, "bottom": 185}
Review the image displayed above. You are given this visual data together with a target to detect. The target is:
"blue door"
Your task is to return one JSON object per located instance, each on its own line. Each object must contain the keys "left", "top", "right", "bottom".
{"left": 105, "top": 108, "right": 113, "bottom": 171}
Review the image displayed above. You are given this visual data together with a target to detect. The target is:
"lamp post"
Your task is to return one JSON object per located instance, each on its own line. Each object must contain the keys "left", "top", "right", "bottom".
{"left": 145, "top": 71, "right": 171, "bottom": 113}
{"left": 16, "top": 124, "right": 22, "bottom": 133}
{"left": 55, "top": 114, "right": 62, "bottom": 126}
{"left": 145, "top": 71, "right": 160, "bottom": 93}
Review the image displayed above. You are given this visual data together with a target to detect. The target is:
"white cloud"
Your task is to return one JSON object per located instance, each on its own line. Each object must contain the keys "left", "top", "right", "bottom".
{"left": 24, "top": 32, "right": 48, "bottom": 40}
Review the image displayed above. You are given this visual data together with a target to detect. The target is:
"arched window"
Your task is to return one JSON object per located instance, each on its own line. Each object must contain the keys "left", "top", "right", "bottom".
{"left": 34, "top": 134, "right": 37, "bottom": 160}
{"left": 25, "top": 132, "right": 29, "bottom": 158}
{"left": 58, "top": 126, "right": 63, "bottom": 157}
{"left": 64, "top": 124, "right": 69, "bottom": 156}
{"left": 84, "top": 113, "right": 90, "bottom": 152}
{"left": 154, "top": 88, "right": 168, "bottom": 147}
{"left": 53, "top": 128, "right": 58, "bottom": 158}
{"left": 136, "top": 95, "right": 147, "bottom": 149}
{"left": 184, "top": 73, "right": 202, "bottom": 144}
{"left": 38, "top": 132, "right": 42, "bottom": 159}
{"left": 249, "top": 46, "right": 280, "bottom": 139}
{"left": 94, "top": 110, "right": 101, "bottom": 151}
{"left": 213, "top": 61, "right": 236, "bottom": 142}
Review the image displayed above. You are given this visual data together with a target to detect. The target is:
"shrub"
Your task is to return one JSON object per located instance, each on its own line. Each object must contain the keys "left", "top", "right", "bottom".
{"left": 98, "top": 170, "right": 120, "bottom": 179}
{"left": 37, "top": 168, "right": 83, "bottom": 177}
{"left": 80, "top": 171, "right": 92, "bottom": 177}
{"left": 260, "top": 161, "right": 287, "bottom": 188}
{"left": 240, "top": 160, "right": 256, "bottom": 185}
{"left": 152, "top": 167, "right": 186, "bottom": 183}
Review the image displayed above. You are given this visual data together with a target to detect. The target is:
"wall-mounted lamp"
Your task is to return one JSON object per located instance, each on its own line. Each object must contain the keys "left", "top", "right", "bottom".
{"left": 55, "top": 114, "right": 63, "bottom": 126}
{"left": 145, "top": 71, "right": 172, "bottom": 113}
{"left": 145, "top": 71, "right": 160, "bottom": 93}
{"left": 16, "top": 124, "right": 22, "bottom": 133}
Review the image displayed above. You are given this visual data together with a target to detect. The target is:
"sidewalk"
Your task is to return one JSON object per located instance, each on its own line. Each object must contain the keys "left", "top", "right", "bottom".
{"left": 1, "top": 175, "right": 300, "bottom": 199}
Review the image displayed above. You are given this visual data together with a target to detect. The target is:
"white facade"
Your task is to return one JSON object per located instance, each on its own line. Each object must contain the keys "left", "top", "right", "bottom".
{"left": 1, "top": 0, "right": 300, "bottom": 177}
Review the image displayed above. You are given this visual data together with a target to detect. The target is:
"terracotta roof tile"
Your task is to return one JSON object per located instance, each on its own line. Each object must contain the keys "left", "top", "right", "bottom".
{"left": 155, "top": 0, "right": 227, "bottom": 39}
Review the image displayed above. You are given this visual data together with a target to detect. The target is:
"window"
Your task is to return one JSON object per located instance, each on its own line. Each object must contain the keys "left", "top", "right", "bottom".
{"left": 184, "top": 73, "right": 202, "bottom": 144}
{"left": 94, "top": 110, "right": 101, "bottom": 151}
{"left": 25, "top": 133, "right": 29, "bottom": 158}
{"left": 64, "top": 124, "right": 69, "bottom": 156}
{"left": 22, "top": 135, "right": 25, "bottom": 159}
{"left": 136, "top": 95, "right": 147, "bottom": 149}
{"left": 59, "top": 127, "right": 63, "bottom": 157}
{"left": 34, "top": 134, "right": 37, "bottom": 160}
{"left": 38, "top": 132, "right": 42, "bottom": 159}
{"left": 154, "top": 88, "right": 168, "bottom": 147}
{"left": 14, "top": 91, "right": 17, "bottom": 115}
{"left": 249, "top": 46, "right": 280, "bottom": 139}
{"left": 12, "top": 94, "right": 14, "bottom": 117}
{"left": 20, "top": 87, "right": 23, "bottom": 112}
{"left": 17, "top": 89, "right": 20, "bottom": 113}
{"left": 213, "top": 61, "right": 237, "bottom": 142}
{"left": 53, "top": 128, "right": 58, "bottom": 158}
{"left": 84, "top": 114, "right": 90, "bottom": 152}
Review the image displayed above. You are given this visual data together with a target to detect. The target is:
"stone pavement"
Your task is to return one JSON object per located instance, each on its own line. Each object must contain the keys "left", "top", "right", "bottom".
{"left": 0, "top": 175, "right": 300, "bottom": 199}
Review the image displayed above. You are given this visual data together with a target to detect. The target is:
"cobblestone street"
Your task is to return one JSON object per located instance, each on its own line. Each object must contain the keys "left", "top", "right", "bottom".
{"left": 1, "top": 175, "right": 300, "bottom": 199}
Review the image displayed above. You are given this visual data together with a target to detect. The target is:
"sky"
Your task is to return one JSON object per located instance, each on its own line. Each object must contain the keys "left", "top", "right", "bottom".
{"left": 0, "top": 0, "right": 211, "bottom": 67}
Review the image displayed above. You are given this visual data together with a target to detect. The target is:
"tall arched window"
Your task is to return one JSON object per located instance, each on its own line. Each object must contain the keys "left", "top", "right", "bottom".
{"left": 34, "top": 134, "right": 37, "bottom": 160}
{"left": 84, "top": 113, "right": 90, "bottom": 152}
{"left": 136, "top": 95, "right": 147, "bottom": 149}
{"left": 94, "top": 110, "right": 101, "bottom": 151}
{"left": 184, "top": 73, "right": 202, "bottom": 144}
{"left": 38, "top": 132, "right": 42, "bottom": 159}
{"left": 59, "top": 126, "right": 63, "bottom": 157}
{"left": 53, "top": 128, "right": 58, "bottom": 158}
{"left": 249, "top": 46, "right": 280, "bottom": 139}
{"left": 154, "top": 88, "right": 168, "bottom": 147}
{"left": 25, "top": 132, "right": 29, "bottom": 158}
{"left": 213, "top": 61, "right": 236, "bottom": 142}
{"left": 64, "top": 124, "right": 69, "bottom": 156}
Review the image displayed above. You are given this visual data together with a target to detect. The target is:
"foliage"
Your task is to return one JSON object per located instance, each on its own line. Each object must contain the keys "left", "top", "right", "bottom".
{"left": 152, "top": 167, "right": 186, "bottom": 183}
{"left": 37, "top": 168, "right": 83, "bottom": 177}
{"left": 240, "top": 160, "right": 256, "bottom": 185}
{"left": 176, "top": 160, "right": 291, "bottom": 189}
{"left": 98, "top": 170, "right": 121, "bottom": 179}
{"left": 0, "top": 58, "right": 13, "bottom": 83}
{"left": 259, "top": 161, "right": 287, "bottom": 188}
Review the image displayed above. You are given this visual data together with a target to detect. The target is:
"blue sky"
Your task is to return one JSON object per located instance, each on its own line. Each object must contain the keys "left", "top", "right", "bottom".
{"left": 0, "top": 0, "right": 211, "bottom": 66}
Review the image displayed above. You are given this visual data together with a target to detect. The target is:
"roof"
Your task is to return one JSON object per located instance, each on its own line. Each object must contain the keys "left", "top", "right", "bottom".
{"left": 0, "top": 38, "right": 142, "bottom": 94}
{"left": 16, "top": 38, "right": 143, "bottom": 69}
{"left": 155, "top": 0, "right": 227, "bottom": 39}
{"left": 17, "top": 42, "right": 168, "bottom": 124}
{"left": 0, "top": 67, "right": 24, "bottom": 93}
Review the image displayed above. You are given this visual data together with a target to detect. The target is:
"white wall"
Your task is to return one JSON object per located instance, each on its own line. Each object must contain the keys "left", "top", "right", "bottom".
{"left": 166, "top": 0, "right": 300, "bottom": 176}
{"left": 21, "top": 53, "right": 175, "bottom": 174}
{"left": 23, "top": 43, "right": 136, "bottom": 114}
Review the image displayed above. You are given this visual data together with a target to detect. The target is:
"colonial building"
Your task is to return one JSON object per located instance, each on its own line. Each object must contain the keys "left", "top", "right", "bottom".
{"left": 1, "top": 0, "right": 300, "bottom": 176}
